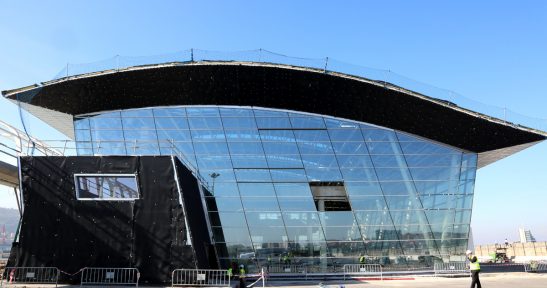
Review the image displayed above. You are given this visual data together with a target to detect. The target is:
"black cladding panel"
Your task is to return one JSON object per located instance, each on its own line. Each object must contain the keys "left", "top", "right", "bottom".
{"left": 9, "top": 156, "right": 211, "bottom": 284}
{"left": 5, "top": 63, "right": 545, "bottom": 153}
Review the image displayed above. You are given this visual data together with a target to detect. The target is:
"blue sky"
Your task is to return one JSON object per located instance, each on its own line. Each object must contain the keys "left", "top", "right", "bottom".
{"left": 0, "top": 0, "right": 545, "bottom": 245}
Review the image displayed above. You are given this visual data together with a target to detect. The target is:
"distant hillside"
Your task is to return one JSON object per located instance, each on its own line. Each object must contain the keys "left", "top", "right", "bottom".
{"left": 0, "top": 207, "right": 20, "bottom": 235}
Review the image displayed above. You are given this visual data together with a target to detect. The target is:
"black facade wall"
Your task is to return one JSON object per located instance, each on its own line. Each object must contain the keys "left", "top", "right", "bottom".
{"left": 8, "top": 156, "right": 207, "bottom": 284}
{"left": 9, "top": 64, "right": 545, "bottom": 152}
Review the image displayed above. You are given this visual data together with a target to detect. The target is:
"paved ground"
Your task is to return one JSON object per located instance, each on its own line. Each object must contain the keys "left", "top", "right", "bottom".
{"left": 266, "top": 273, "right": 547, "bottom": 288}
{"left": 1, "top": 273, "right": 546, "bottom": 287}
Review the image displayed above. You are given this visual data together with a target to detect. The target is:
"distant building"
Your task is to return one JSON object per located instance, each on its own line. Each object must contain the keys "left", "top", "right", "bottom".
{"left": 519, "top": 228, "right": 536, "bottom": 243}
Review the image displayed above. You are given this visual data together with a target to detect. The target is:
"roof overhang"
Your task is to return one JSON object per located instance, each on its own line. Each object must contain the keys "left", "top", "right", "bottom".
{"left": 3, "top": 62, "right": 546, "bottom": 168}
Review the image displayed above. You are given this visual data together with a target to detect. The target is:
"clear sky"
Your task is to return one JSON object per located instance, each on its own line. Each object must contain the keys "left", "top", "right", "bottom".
{"left": 0, "top": 0, "right": 545, "bottom": 245}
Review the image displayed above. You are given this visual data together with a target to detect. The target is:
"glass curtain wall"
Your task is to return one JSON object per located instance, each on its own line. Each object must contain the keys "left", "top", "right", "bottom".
{"left": 74, "top": 106, "right": 477, "bottom": 271}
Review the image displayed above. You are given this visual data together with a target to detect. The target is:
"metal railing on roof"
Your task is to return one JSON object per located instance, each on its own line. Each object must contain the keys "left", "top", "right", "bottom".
{"left": 45, "top": 49, "right": 547, "bottom": 133}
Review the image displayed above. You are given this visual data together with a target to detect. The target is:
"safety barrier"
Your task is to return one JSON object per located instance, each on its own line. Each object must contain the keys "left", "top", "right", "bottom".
{"left": 80, "top": 267, "right": 139, "bottom": 287}
{"left": 0, "top": 267, "right": 59, "bottom": 287}
{"left": 171, "top": 269, "right": 230, "bottom": 287}
{"left": 343, "top": 264, "right": 383, "bottom": 280}
{"left": 266, "top": 264, "right": 306, "bottom": 274}
{"left": 524, "top": 262, "right": 547, "bottom": 273}
{"left": 434, "top": 262, "right": 469, "bottom": 276}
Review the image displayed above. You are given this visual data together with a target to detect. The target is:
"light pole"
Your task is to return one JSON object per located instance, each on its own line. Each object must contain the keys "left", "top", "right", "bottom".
{"left": 209, "top": 172, "right": 220, "bottom": 195}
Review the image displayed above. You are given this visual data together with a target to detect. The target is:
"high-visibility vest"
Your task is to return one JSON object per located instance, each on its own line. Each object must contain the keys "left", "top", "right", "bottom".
{"left": 469, "top": 256, "right": 480, "bottom": 270}
{"left": 359, "top": 256, "right": 365, "bottom": 263}
{"left": 227, "top": 268, "right": 233, "bottom": 277}
{"left": 239, "top": 268, "right": 245, "bottom": 275}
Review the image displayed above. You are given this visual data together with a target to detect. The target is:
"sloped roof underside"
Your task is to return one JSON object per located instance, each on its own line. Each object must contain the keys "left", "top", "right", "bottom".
{"left": 3, "top": 62, "right": 545, "bottom": 168}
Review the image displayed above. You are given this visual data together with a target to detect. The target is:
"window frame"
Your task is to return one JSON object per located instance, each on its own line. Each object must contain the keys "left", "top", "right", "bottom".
{"left": 74, "top": 173, "right": 140, "bottom": 201}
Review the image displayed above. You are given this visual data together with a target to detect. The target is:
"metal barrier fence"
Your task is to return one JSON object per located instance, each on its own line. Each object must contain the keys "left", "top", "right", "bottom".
{"left": 524, "top": 262, "right": 547, "bottom": 273}
{"left": 80, "top": 267, "right": 139, "bottom": 287}
{"left": 171, "top": 269, "right": 230, "bottom": 287}
{"left": 0, "top": 267, "right": 59, "bottom": 287}
{"left": 342, "top": 264, "right": 383, "bottom": 280}
{"left": 434, "top": 262, "right": 469, "bottom": 276}
{"left": 266, "top": 264, "right": 306, "bottom": 274}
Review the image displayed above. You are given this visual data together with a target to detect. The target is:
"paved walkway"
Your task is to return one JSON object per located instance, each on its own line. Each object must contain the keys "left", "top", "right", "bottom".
{"left": 1, "top": 273, "right": 546, "bottom": 287}
{"left": 267, "top": 273, "right": 547, "bottom": 288}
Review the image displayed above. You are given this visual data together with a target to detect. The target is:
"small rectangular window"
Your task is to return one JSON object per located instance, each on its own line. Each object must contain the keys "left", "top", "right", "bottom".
{"left": 75, "top": 174, "right": 139, "bottom": 200}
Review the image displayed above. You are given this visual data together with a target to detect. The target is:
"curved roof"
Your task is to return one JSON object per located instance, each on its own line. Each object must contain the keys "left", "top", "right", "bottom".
{"left": 3, "top": 61, "right": 546, "bottom": 167}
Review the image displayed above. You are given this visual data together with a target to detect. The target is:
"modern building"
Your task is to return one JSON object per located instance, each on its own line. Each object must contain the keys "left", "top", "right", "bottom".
{"left": 2, "top": 56, "right": 546, "bottom": 281}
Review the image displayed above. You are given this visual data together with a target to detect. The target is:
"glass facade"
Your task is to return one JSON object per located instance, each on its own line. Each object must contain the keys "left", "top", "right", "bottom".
{"left": 74, "top": 106, "right": 477, "bottom": 270}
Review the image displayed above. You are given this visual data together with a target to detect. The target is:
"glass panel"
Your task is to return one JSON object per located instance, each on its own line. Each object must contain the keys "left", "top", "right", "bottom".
{"left": 193, "top": 142, "right": 229, "bottom": 155}
{"left": 215, "top": 242, "right": 253, "bottom": 259}
{"left": 405, "top": 154, "right": 462, "bottom": 167}
{"left": 222, "top": 117, "right": 257, "bottom": 129}
{"left": 297, "top": 142, "right": 334, "bottom": 154}
{"left": 262, "top": 142, "right": 299, "bottom": 154}
{"left": 228, "top": 142, "right": 264, "bottom": 155}
{"left": 278, "top": 197, "right": 317, "bottom": 211}
{"left": 238, "top": 183, "right": 276, "bottom": 197}
{"left": 241, "top": 197, "right": 280, "bottom": 211}
{"left": 326, "top": 241, "right": 366, "bottom": 257}
{"left": 345, "top": 182, "right": 382, "bottom": 196}
{"left": 245, "top": 212, "right": 284, "bottom": 226}
{"left": 305, "top": 168, "right": 343, "bottom": 182}
{"left": 123, "top": 130, "right": 158, "bottom": 141}
{"left": 191, "top": 130, "right": 225, "bottom": 142}
{"left": 121, "top": 109, "right": 154, "bottom": 117}
{"left": 265, "top": 155, "right": 303, "bottom": 168}
{"left": 323, "top": 227, "right": 361, "bottom": 241}
{"left": 454, "top": 210, "right": 472, "bottom": 224}
{"left": 225, "top": 130, "right": 261, "bottom": 141}
{"left": 214, "top": 227, "right": 251, "bottom": 243}
{"left": 209, "top": 182, "right": 240, "bottom": 197}
{"left": 331, "top": 142, "right": 368, "bottom": 154}
{"left": 289, "top": 117, "right": 326, "bottom": 129}
{"left": 384, "top": 196, "right": 420, "bottom": 210}
{"left": 249, "top": 227, "right": 288, "bottom": 244}
{"left": 188, "top": 117, "right": 223, "bottom": 129}
{"left": 301, "top": 154, "right": 338, "bottom": 168}
{"left": 283, "top": 212, "right": 321, "bottom": 226}
{"left": 207, "top": 197, "right": 243, "bottom": 211}
{"left": 274, "top": 183, "right": 312, "bottom": 197}
{"left": 122, "top": 117, "right": 156, "bottom": 129}
{"left": 91, "top": 130, "right": 124, "bottom": 141}
{"left": 75, "top": 129, "right": 91, "bottom": 141}
{"left": 259, "top": 130, "right": 295, "bottom": 142}
{"left": 340, "top": 168, "right": 377, "bottom": 181}
{"left": 197, "top": 156, "right": 233, "bottom": 169}
{"left": 209, "top": 212, "right": 247, "bottom": 227}
{"left": 399, "top": 141, "right": 458, "bottom": 155}
{"left": 270, "top": 169, "right": 308, "bottom": 182}
{"left": 354, "top": 210, "right": 393, "bottom": 226}
{"left": 285, "top": 226, "right": 325, "bottom": 241}
{"left": 361, "top": 129, "right": 396, "bottom": 142}
{"left": 421, "top": 195, "right": 454, "bottom": 209}
{"left": 328, "top": 129, "right": 364, "bottom": 141}
{"left": 156, "top": 130, "right": 192, "bottom": 141}
{"left": 153, "top": 107, "right": 186, "bottom": 117}
{"left": 319, "top": 212, "right": 356, "bottom": 226}
{"left": 409, "top": 167, "right": 461, "bottom": 181}
{"left": 219, "top": 107, "right": 254, "bottom": 117}
{"left": 74, "top": 118, "right": 90, "bottom": 130}
{"left": 366, "top": 142, "right": 401, "bottom": 155}
{"left": 231, "top": 155, "right": 268, "bottom": 168}
{"left": 324, "top": 118, "right": 359, "bottom": 129}
{"left": 154, "top": 117, "right": 189, "bottom": 129}
{"left": 337, "top": 155, "right": 373, "bottom": 168}
{"left": 235, "top": 169, "right": 272, "bottom": 182}
{"left": 253, "top": 109, "right": 288, "bottom": 117}
{"left": 360, "top": 226, "right": 400, "bottom": 241}
{"left": 349, "top": 196, "right": 388, "bottom": 210}
{"left": 90, "top": 117, "right": 122, "bottom": 129}
{"left": 186, "top": 107, "right": 220, "bottom": 117}
{"left": 255, "top": 117, "right": 291, "bottom": 129}
{"left": 380, "top": 181, "right": 415, "bottom": 196}
{"left": 293, "top": 130, "right": 330, "bottom": 142}
{"left": 374, "top": 168, "right": 411, "bottom": 181}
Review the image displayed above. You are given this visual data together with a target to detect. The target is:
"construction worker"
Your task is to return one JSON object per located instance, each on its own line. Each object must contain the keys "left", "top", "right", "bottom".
{"left": 359, "top": 255, "right": 366, "bottom": 264}
{"left": 227, "top": 267, "right": 233, "bottom": 280}
{"left": 239, "top": 264, "right": 246, "bottom": 276}
{"left": 466, "top": 250, "right": 481, "bottom": 288}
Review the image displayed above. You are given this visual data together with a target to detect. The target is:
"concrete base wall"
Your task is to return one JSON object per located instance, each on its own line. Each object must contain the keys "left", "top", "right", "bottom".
{"left": 475, "top": 242, "right": 547, "bottom": 258}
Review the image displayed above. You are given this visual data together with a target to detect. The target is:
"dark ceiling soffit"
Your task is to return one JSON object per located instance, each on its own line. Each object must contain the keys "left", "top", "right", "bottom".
{"left": 2, "top": 63, "right": 546, "bottom": 154}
